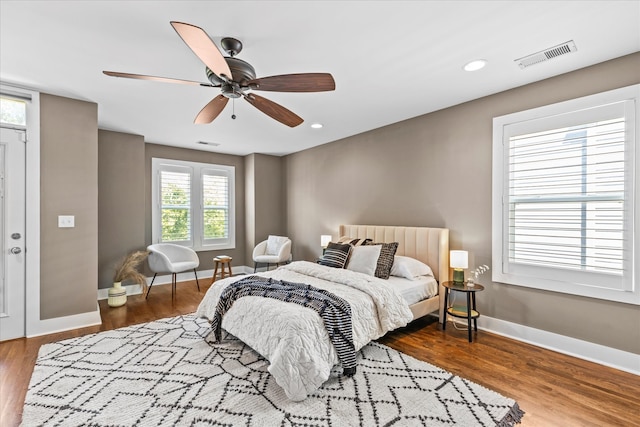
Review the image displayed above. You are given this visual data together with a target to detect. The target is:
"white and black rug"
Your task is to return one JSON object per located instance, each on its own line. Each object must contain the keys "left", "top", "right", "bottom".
{"left": 23, "top": 314, "right": 523, "bottom": 426}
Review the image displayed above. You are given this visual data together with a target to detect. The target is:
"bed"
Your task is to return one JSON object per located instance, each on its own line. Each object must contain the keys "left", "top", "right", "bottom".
{"left": 338, "top": 225, "right": 449, "bottom": 322}
{"left": 196, "top": 224, "right": 449, "bottom": 401}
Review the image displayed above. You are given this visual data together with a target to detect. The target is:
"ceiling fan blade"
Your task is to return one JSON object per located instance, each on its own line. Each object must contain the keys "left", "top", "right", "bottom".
{"left": 244, "top": 93, "right": 303, "bottom": 127}
{"left": 103, "top": 71, "right": 215, "bottom": 86}
{"left": 247, "top": 73, "right": 336, "bottom": 92}
{"left": 194, "top": 95, "right": 229, "bottom": 124}
{"left": 170, "top": 21, "right": 233, "bottom": 80}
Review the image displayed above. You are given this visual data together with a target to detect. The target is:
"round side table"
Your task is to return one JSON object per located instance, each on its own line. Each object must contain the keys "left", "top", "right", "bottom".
{"left": 442, "top": 281, "right": 485, "bottom": 342}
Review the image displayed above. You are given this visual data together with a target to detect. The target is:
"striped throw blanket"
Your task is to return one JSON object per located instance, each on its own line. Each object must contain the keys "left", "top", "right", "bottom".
{"left": 210, "top": 276, "right": 356, "bottom": 376}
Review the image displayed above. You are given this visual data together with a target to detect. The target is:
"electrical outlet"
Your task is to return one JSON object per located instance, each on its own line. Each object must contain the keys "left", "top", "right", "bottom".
{"left": 58, "top": 215, "right": 75, "bottom": 228}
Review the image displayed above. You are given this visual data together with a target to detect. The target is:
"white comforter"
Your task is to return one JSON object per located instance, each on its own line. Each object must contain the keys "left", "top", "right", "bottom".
{"left": 196, "top": 261, "right": 414, "bottom": 401}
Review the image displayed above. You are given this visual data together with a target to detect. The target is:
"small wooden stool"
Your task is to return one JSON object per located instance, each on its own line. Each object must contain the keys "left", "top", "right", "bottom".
{"left": 211, "top": 256, "right": 233, "bottom": 284}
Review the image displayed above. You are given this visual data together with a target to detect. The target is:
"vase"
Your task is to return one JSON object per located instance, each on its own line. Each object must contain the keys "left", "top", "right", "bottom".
{"left": 108, "top": 281, "right": 127, "bottom": 307}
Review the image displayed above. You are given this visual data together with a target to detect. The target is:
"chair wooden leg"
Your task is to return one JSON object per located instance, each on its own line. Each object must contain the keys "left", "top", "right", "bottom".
{"left": 146, "top": 273, "right": 158, "bottom": 299}
{"left": 254, "top": 262, "right": 258, "bottom": 273}
{"left": 194, "top": 269, "right": 200, "bottom": 292}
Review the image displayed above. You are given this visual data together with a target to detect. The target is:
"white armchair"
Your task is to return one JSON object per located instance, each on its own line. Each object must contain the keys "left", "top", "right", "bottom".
{"left": 252, "top": 236, "right": 292, "bottom": 272}
{"left": 146, "top": 243, "right": 200, "bottom": 298}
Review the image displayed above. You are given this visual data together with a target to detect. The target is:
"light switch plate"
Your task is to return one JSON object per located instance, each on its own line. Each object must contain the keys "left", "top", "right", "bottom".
{"left": 58, "top": 215, "right": 75, "bottom": 228}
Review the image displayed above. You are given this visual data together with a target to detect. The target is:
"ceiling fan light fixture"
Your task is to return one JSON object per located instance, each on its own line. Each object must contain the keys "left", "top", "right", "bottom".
{"left": 221, "top": 83, "right": 242, "bottom": 99}
{"left": 463, "top": 59, "right": 487, "bottom": 71}
{"left": 311, "top": 123, "right": 323, "bottom": 129}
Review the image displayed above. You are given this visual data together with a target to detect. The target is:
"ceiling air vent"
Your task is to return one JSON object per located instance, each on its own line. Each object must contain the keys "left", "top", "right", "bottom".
{"left": 515, "top": 40, "right": 577, "bottom": 69}
{"left": 197, "top": 141, "right": 220, "bottom": 147}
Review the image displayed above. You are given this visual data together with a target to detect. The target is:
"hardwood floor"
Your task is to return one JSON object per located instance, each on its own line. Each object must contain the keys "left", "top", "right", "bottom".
{"left": 1, "top": 278, "right": 638, "bottom": 426}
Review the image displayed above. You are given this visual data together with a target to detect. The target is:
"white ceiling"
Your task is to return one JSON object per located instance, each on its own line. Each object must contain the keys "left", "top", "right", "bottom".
{"left": 1, "top": 1, "right": 639, "bottom": 156}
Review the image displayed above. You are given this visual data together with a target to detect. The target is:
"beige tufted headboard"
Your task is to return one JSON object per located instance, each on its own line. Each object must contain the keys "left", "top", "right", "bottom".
{"left": 339, "top": 225, "right": 450, "bottom": 283}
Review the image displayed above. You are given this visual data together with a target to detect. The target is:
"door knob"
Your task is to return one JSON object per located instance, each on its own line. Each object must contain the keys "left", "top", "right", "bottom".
{"left": 10, "top": 247, "right": 21, "bottom": 254}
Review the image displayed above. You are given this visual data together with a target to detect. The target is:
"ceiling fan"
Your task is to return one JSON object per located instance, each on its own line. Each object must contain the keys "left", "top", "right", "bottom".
{"left": 103, "top": 21, "right": 335, "bottom": 127}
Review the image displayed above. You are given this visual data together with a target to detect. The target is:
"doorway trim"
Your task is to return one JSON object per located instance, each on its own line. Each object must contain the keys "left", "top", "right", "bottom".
{"left": 2, "top": 83, "right": 41, "bottom": 337}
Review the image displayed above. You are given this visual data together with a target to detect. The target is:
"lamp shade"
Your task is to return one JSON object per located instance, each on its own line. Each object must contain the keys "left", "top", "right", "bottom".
{"left": 320, "top": 235, "right": 332, "bottom": 248}
{"left": 450, "top": 250, "right": 468, "bottom": 269}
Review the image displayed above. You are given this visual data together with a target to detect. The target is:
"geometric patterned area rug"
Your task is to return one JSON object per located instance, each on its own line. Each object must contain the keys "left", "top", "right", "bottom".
{"left": 22, "top": 314, "right": 524, "bottom": 426}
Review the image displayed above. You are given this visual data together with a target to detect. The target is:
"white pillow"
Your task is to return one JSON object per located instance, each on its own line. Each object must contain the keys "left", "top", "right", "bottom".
{"left": 346, "top": 245, "right": 382, "bottom": 276}
{"left": 390, "top": 256, "right": 434, "bottom": 280}
{"left": 266, "top": 235, "right": 288, "bottom": 255}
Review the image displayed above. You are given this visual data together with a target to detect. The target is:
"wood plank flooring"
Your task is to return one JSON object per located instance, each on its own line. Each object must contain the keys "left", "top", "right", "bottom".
{"left": 1, "top": 278, "right": 638, "bottom": 426}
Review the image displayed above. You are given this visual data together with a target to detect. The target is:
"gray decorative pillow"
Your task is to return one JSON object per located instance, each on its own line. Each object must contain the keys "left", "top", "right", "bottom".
{"left": 319, "top": 242, "right": 352, "bottom": 269}
{"left": 366, "top": 242, "right": 399, "bottom": 279}
{"left": 266, "top": 235, "right": 289, "bottom": 255}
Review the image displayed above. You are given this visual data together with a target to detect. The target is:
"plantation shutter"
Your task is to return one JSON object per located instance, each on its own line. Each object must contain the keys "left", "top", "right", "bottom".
{"left": 202, "top": 169, "right": 230, "bottom": 243}
{"left": 503, "top": 99, "right": 633, "bottom": 292}
{"left": 159, "top": 167, "right": 192, "bottom": 243}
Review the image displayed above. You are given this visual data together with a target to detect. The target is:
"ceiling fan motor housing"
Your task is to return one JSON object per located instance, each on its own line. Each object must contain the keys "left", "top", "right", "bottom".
{"left": 206, "top": 57, "right": 256, "bottom": 87}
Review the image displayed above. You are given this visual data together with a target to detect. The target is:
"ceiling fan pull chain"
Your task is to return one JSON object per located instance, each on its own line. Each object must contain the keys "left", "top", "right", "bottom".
{"left": 231, "top": 97, "right": 236, "bottom": 120}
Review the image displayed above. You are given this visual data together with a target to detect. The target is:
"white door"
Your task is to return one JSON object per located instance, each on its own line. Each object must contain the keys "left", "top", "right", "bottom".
{"left": 0, "top": 128, "right": 26, "bottom": 341}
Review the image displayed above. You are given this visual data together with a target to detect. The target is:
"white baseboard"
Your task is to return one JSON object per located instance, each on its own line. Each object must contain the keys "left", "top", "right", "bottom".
{"left": 29, "top": 267, "right": 253, "bottom": 337}
{"left": 26, "top": 304, "right": 102, "bottom": 338}
{"left": 477, "top": 315, "right": 639, "bottom": 375}
{"left": 97, "top": 266, "right": 254, "bottom": 300}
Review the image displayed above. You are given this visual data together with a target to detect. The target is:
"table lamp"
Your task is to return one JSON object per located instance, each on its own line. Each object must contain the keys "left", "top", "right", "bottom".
{"left": 450, "top": 250, "right": 468, "bottom": 283}
{"left": 321, "top": 235, "right": 332, "bottom": 255}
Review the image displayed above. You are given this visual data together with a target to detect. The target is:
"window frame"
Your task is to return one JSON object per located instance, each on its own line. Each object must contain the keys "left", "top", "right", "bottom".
{"left": 151, "top": 158, "right": 235, "bottom": 251}
{"left": 492, "top": 84, "right": 639, "bottom": 305}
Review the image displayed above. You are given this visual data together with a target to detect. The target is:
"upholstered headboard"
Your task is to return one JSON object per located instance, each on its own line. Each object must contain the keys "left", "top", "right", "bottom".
{"left": 339, "top": 225, "right": 450, "bottom": 282}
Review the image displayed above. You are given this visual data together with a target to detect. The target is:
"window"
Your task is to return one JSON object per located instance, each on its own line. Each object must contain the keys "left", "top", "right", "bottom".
{"left": 0, "top": 96, "right": 27, "bottom": 127}
{"left": 492, "top": 85, "right": 639, "bottom": 305}
{"left": 152, "top": 158, "right": 235, "bottom": 251}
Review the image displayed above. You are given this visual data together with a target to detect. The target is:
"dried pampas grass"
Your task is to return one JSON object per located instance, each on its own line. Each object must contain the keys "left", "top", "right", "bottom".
{"left": 113, "top": 250, "right": 149, "bottom": 293}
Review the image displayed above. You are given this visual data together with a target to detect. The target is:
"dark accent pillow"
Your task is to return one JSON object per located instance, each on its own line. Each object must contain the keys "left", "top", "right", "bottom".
{"left": 366, "top": 242, "right": 399, "bottom": 279}
{"left": 336, "top": 236, "right": 373, "bottom": 246}
{"left": 319, "top": 242, "right": 352, "bottom": 269}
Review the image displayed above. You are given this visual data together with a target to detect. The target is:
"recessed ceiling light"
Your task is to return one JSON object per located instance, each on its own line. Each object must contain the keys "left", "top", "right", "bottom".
{"left": 310, "top": 123, "right": 323, "bottom": 129}
{"left": 463, "top": 59, "right": 487, "bottom": 71}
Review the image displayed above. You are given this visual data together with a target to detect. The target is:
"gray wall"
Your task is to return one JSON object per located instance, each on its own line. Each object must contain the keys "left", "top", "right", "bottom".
{"left": 98, "top": 130, "right": 146, "bottom": 289}
{"left": 283, "top": 52, "right": 640, "bottom": 354}
{"left": 40, "top": 94, "right": 98, "bottom": 319}
{"left": 244, "top": 153, "right": 286, "bottom": 263}
{"left": 245, "top": 154, "right": 256, "bottom": 263}
{"left": 97, "top": 137, "right": 287, "bottom": 287}
{"left": 144, "top": 144, "right": 247, "bottom": 270}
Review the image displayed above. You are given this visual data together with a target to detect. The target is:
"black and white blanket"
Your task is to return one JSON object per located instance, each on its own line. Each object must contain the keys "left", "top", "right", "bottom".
{"left": 210, "top": 276, "right": 357, "bottom": 376}
{"left": 196, "top": 261, "right": 413, "bottom": 401}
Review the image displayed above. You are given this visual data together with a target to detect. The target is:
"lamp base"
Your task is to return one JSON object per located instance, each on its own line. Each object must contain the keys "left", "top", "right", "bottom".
{"left": 453, "top": 269, "right": 464, "bottom": 283}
